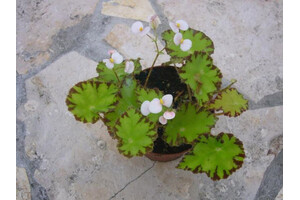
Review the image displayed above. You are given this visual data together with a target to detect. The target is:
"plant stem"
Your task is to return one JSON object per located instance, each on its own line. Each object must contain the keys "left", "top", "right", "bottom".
{"left": 202, "top": 79, "right": 238, "bottom": 109}
{"left": 187, "top": 85, "right": 192, "bottom": 102}
{"left": 144, "top": 32, "right": 162, "bottom": 88}
{"left": 219, "top": 79, "right": 237, "bottom": 93}
{"left": 174, "top": 90, "right": 184, "bottom": 102}
{"left": 112, "top": 68, "right": 120, "bottom": 84}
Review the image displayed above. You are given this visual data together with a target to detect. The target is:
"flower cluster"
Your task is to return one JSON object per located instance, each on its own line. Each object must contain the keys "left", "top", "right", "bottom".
{"left": 169, "top": 20, "right": 192, "bottom": 51}
{"left": 103, "top": 50, "right": 135, "bottom": 74}
{"left": 141, "top": 94, "right": 176, "bottom": 125}
{"left": 131, "top": 17, "right": 192, "bottom": 52}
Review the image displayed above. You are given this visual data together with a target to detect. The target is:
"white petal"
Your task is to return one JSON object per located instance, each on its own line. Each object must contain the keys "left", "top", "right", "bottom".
{"left": 141, "top": 101, "right": 150, "bottom": 116}
{"left": 163, "top": 111, "right": 175, "bottom": 120}
{"left": 169, "top": 22, "right": 179, "bottom": 33}
{"left": 139, "top": 26, "right": 150, "bottom": 36}
{"left": 131, "top": 21, "right": 143, "bottom": 34}
{"left": 125, "top": 61, "right": 134, "bottom": 74}
{"left": 176, "top": 20, "right": 189, "bottom": 30}
{"left": 103, "top": 59, "right": 114, "bottom": 69}
{"left": 180, "top": 39, "right": 192, "bottom": 51}
{"left": 112, "top": 52, "right": 123, "bottom": 64}
{"left": 159, "top": 116, "right": 167, "bottom": 125}
{"left": 162, "top": 94, "right": 173, "bottom": 107}
{"left": 149, "top": 98, "right": 163, "bottom": 114}
{"left": 175, "top": 63, "right": 183, "bottom": 68}
{"left": 173, "top": 33, "right": 182, "bottom": 45}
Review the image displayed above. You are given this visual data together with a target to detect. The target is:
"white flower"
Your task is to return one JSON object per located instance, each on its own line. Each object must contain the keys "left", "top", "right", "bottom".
{"left": 159, "top": 111, "right": 176, "bottom": 125}
{"left": 148, "top": 94, "right": 173, "bottom": 114}
{"left": 131, "top": 21, "right": 150, "bottom": 36}
{"left": 169, "top": 20, "right": 189, "bottom": 33}
{"left": 148, "top": 15, "right": 159, "bottom": 30}
{"left": 173, "top": 33, "right": 192, "bottom": 51}
{"left": 141, "top": 101, "right": 151, "bottom": 116}
{"left": 125, "top": 61, "right": 134, "bottom": 74}
{"left": 103, "top": 51, "right": 123, "bottom": 69}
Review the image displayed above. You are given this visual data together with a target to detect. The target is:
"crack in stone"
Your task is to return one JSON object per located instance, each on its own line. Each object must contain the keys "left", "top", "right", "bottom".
{"left": 109, "top": 161, "right": 156, "bottom": 200}
{"left": 248, "top": 91, "right": 283, "bottom": 110}
{"left": 254, "top": 150, "right": 283, "bottom": 200}
{"left": 17, "top": 119, "right": 50, "bottom": 200}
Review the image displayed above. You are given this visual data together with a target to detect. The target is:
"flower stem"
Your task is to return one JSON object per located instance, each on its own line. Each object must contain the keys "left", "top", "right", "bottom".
{"left": 144, "top": 32, "right": 162, "bottom": 88}
{"left": 112, "top": 68, "right": 120, "bottom": 84}
{"left": 174, "top": 90, "right": 184, "bottom": 102}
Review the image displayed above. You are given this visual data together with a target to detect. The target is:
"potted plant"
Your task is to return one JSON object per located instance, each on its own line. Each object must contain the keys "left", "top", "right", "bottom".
{"left": 65, "top": 16, "right": 248, "bottom": 180}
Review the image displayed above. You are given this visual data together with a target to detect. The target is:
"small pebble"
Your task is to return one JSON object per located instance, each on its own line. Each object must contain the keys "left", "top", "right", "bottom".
{"left": 97, "top": 140, "right": 106, "bottom": 150}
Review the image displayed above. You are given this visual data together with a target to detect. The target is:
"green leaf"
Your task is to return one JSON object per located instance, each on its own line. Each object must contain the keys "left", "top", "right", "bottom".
{"left": 162, "top": 29, "right": 214, "bottom": 63}
{"left": 164, "top": 103, "right": 217, "bottom": 146}
{"left": 179, "top": 52, "right": 222, "bottom": 106}
{"left": 208, "top": 88, "right": 248, "bottom": 117}
{"left": 115, "top": 108, "right": 157, "bottom": 157}
{"left": 177, "top": 133, "right": 245, "bottom": 180}
{"left": 96, "top": 58, "right": 142, "bottom": 83}
{"left": 66, "top": 81, "right": 118, "bottom": 123}
{"left": 104, "top": 78, "right": 139, "bottom": 133}
{"left": 136, "top": 87, "right": 164, "bottom": 123}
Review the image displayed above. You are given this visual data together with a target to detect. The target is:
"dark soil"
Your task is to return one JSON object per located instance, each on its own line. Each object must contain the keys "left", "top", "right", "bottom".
{"left": 135, "top": 66, "right": 192, "bottom": 154}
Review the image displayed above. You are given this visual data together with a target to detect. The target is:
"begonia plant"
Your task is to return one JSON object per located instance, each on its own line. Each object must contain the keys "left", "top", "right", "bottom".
{"left": 66, "top": 16, "right": 248, "bottom": 180}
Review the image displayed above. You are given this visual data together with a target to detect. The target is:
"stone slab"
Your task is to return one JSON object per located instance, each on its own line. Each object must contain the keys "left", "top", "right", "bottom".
{"left": 105, "top": 24, "right": 170, "bottom": 69}
{"left": 101, "top": 0, "right": 158, "bottom": 22}
{"left": 157, "top": 0, "right": 283, "bottom": 102}
{"left": 16, "top": 167, "right": 31, "bottom": 200}
{"left": 16, "top": 0, "right": 99, "bottom": 74}
{"left": 19, "top": 52, "right": 154, "bottom": 199}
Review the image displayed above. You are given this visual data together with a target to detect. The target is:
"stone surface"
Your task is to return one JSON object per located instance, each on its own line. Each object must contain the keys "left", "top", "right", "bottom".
{"left": 16, "top": 168, "right": 31, "bottom": 200}
{"left": 157, "top": 0, "right": 283, "bottom": 102}
{"left": 105, "top": 24, "right": 170, "bottom": 69}
{"left": 16, "top": 0, "right": 99, "bottom": 74}
{"left": 102, "top": 0, "right": 158, "bottom": 22}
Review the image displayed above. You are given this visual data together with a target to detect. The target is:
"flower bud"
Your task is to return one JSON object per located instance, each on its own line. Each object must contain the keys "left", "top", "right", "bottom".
{"left": 148, "top": 15, "right": 159, "bottom": 30}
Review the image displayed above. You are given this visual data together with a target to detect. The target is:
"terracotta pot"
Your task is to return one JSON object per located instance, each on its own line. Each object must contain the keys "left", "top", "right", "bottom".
{"left": 145, "top": 148, "right": 191, "bottom": 162}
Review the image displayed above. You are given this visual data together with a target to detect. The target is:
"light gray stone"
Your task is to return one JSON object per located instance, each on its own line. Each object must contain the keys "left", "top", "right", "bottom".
{"left": 16, "top": 0, "right": 99, "bottom": 74}
{"left": 16, "top": 167, "right": 31, "bottom": 200}
{"left": 157, "top": 0, "right": 283, "bottom": 102}
{"left": 101, "top": 0, "right": 159, "bottom": 22}
{"left": 21, "top": 52, "right": 154, "bottom": 199}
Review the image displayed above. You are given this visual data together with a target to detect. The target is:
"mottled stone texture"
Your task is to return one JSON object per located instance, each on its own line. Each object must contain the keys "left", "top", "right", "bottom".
{"left": 16, "top": 0, "right": 99, "bottom": 74}
{"left": 16, "top": 168, "right": 31, "bottom": 200}
{"left": 102, "top": 0, "right": 158, "bottom": 22}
